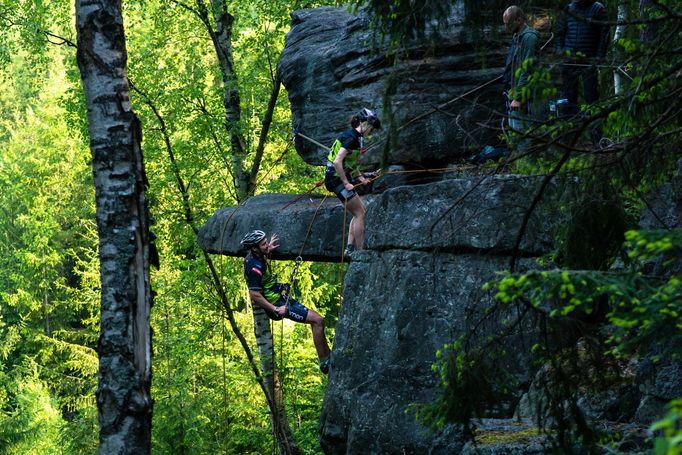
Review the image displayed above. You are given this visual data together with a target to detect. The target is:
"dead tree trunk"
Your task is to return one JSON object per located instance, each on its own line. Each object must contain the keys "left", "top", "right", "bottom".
{"left": 75, "top": 1, "right": 153, "bottom": 453}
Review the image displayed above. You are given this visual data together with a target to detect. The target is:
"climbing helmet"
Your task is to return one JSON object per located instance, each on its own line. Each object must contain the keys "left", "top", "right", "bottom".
{"left": 358, "top": 108, "right": 381, "bottom": 129}
{"left": 240, "top": 229, "right": 267, "bottom": 246}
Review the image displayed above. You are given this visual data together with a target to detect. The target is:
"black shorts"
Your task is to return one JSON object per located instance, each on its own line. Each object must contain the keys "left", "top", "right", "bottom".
{"left": 266, "top": 295, "right": 309, "bottom": 322}
{"left": 325, "top": 175, "right": 357, "bottom": 202}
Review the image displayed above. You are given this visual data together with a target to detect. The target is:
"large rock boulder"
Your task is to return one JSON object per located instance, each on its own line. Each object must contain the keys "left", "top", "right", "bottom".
{"left": 317, "top": 176, "right": 570, "bottom": 454}
{"left": 277, "top": 5, "right": 507, "bottom": 168}
{"left": 197, "top": 193, "right": 365, "bottom": 262}
{"left": 366, "top": 175, "right": 567, "bottom": 255}
{"left": 198, "top": 175, "right": 577, "bottom": 453}
{"left": 197, "top": 175, "right": 569, "bottom": 261}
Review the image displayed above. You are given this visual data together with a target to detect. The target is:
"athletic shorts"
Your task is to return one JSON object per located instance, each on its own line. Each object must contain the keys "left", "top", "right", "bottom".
{"left": 266, "top": 295, "right": 309, "bottom": 323}
{"left": 325, "top": 175, "right": 357, "bottom": 202}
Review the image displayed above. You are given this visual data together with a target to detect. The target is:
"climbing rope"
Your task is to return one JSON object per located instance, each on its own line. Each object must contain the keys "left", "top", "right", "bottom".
{"left": 281, "top": 180, "right": 325, "bottom": 210}
{"left": 338, "top": 198, "right": 349, "bottom": 306}
{"left": 295, "top": 129, "right": 331, "bottom": 152}
{"left": 257, "top": 136, "right": 296, "bottom": 186}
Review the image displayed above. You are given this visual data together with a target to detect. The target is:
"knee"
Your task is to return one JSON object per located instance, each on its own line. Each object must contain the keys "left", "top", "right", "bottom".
{"left": 308, "top": 311, "right": 325, "bottom": 327}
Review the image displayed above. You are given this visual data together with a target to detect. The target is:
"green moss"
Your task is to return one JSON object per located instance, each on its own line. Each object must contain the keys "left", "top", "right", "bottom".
{"left": 475, "top": 426, "right": 542, "bottom": 445}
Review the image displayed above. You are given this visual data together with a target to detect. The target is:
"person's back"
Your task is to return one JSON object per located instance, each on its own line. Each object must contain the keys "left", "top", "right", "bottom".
{"left": 555, "top": 0, "right": 610, "bottom": 146}
{"left": 556, "top": 0, "right": 609, "bottom": 59}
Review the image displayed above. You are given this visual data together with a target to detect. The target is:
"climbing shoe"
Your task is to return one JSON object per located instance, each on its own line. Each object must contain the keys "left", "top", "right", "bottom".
{"left": 343, "top": 244, "right": 356, "bottom": 257}
{"left": 319, "top": 356, "right": 331, "bottom": 375}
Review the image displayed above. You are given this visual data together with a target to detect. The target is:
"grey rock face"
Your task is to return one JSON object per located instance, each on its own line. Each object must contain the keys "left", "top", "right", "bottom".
{"left": 278, "top": 5, "right": 506, "bottom": 167}
{"left": 639, "top": 181, "right": 681, "bottom": 230}
{"left": 198, "top": 194, "right": 373, "bottom": 261}
{"left": 321, "top": 251, "right": 523, "bottom": 454}
{"left": 318, "top": 176, "right": 570, "bottom": 454}
{"left": 635, "top": 359, "right": 682, "bottom": 424}
{"left": 653, "top": 363, "right": 682, "bottom": 401}
{"left": 198, "top": 175, "right": 567, "bottom": 261}
{"left": 366, "top": 175, "right": 567, "bottom": 255}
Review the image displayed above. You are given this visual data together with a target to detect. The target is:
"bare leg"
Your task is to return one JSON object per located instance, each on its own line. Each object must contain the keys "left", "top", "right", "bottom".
{"left": 306, "top": 310, "right": 330, "bottom": 359}
{"left": 345, "top": 196, "right": 366, "bottom": 249}
{"left": 347, "top": 217, "right": 356, "bottom": 247}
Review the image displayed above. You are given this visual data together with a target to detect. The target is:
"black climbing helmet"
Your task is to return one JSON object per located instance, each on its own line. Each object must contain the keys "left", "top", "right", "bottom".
{"left": 358, "top": 108, "right": 381, "bottom": 129}
{"left": 240, "top": 229, "right": 266, "bottom": 247}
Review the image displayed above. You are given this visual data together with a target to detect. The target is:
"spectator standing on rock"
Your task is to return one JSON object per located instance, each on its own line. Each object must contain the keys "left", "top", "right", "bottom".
{"left": 502, "top": 5, "right": 540, "bottom": 134}
{"left": 324, "top": 108, "right": 381, "bottom": 255}
{"left": 555, "top": 0, "right": 610, "bottom": 143}
{"left": 241, "top": 230, "right": 331, "bottom": 374}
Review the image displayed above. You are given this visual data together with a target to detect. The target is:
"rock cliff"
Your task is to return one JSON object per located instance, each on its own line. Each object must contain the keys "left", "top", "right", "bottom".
{"left": 198, "top": 175, "right": 570, "bottom": 453}
{"left": 277, "top": 6, "right": 507, "bottom": 168}
{"left": 314, "top": 176, "right": 569, "bottom": 454}
{"left": 197, "top": 4, "right": 682, "bottom": 454}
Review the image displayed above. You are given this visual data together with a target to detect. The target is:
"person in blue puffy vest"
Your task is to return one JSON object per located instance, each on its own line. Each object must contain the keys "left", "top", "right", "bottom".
{"left": 555, "top": 0, "right": 610, "bottom": 114}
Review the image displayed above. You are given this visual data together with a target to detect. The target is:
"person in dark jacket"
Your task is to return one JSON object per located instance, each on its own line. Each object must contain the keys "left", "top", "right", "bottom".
{"left": 502, "top": 6, "right": 540, "bottom": 132}
{"left": 555, "top": 0, "right": 610, "bottom": 111}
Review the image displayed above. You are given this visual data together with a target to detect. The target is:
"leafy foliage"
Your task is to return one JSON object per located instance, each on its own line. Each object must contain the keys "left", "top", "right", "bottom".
{"left": 417, "top": 2, "right": 682, "bottom": 448}
{"left": 424, "top": 227, "right": 681, "bottom": 450}
{"left": 652, "top": 398, "right": 682, "bottom": 454}
{"left": 1, "top": 0, "right": 339, "bottom": 452}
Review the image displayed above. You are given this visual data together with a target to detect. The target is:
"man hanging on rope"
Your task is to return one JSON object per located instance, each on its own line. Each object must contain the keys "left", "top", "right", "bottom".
{"left": 241, "top": 230, "right": 331, "bottom": 374}
{"left": 324, "top": 108, "right": 381, "bottom": 255}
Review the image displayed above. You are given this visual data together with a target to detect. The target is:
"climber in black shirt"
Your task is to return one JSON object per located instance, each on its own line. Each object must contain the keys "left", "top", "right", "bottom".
{"left": 241, "top": 229, "right": 331, "bottom": 374}
{"left": 325, "top": 108, "right": 381, "bottom": 255}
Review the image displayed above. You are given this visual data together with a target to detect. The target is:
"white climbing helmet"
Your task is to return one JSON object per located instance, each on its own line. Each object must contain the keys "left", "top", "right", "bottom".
{"left": 240, "top": 229, "right": 266, "bottom": 246}
{"left": 358, "top": 108, "right": 381, "bottom": 129}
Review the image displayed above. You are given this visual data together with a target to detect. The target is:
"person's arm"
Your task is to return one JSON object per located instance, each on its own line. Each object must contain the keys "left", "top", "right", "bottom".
{"left": 249, "top": 290, "right": 286, "bottom": 316}
{"left": 332, "top": 148, "right": 354, "bottom": 192}
{"left": 513, "top": 31, "right": 539, "bottom": 102}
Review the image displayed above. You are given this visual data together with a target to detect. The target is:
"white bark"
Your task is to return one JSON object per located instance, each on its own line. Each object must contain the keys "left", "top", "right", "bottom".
{"left": 613, "top": 1, "right": 627, "bottom": 95}
{"left": 252, "top": 305, "right": 300, "bottom": 455}
{"left": 75, "top": 0, "right": 153, "bottom": 453}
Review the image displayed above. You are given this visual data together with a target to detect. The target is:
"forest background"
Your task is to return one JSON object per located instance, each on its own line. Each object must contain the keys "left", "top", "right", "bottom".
{"left": 0, "top": 0, "right": 343, "bottom": 453}
{"left": 1, "top": 0, "right": 681, "bottom": 454}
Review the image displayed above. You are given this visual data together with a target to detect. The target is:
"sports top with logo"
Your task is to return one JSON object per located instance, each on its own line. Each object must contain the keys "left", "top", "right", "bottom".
{"left": 243, "top": 252, "right": 309, "bottom": 322}
{"left": 326, "top": 128, "right": 362, "bottom": 177}
{"left": 325, "top": 128, "right": 363, "bottom": 201}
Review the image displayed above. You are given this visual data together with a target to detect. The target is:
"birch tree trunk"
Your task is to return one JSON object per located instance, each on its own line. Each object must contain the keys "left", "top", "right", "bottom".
{"left": 253, "top": 306, "right": 301, "bottom": 455}
{"left": 613, "top": 1, "right": 627, "bottom": 95}
{"left": 75, "top": 1, "right": 153, "bottom": 453}
{"left": 205, "top": 0, "right": 250, "bottom": 197}
{"left": 196, "top": 0, "right": 299, "bottom": 452}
